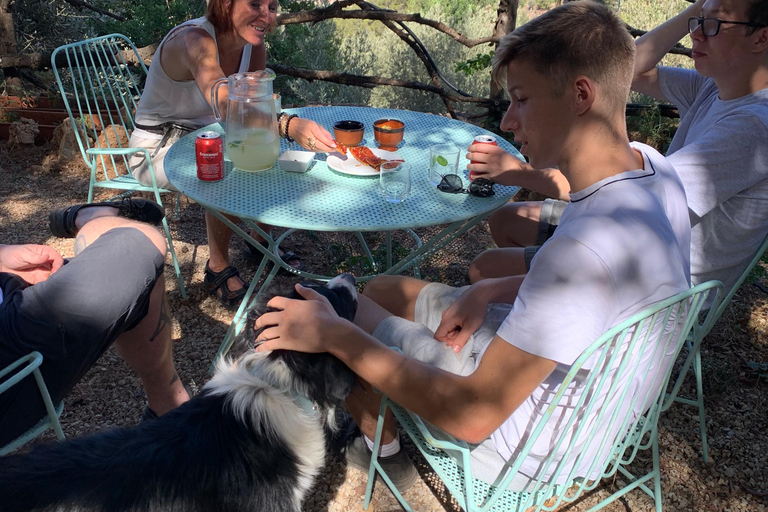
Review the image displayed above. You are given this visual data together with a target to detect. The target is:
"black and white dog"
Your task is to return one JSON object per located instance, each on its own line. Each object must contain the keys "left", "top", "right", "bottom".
{"left": 0, "top": 274, "right": 359, "bottom": 512}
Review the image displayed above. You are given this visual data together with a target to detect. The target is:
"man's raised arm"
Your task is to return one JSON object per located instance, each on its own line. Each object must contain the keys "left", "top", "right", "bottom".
{"left": 632, "top": 0, "right": 706, "bottom": 100}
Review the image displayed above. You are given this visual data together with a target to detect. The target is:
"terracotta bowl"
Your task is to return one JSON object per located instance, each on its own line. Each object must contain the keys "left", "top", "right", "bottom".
{"left": 373, "top": 118, "right": 404, "bottom": 149}
{"left": 333, "top": 120, "right": 365, "bottom": 147}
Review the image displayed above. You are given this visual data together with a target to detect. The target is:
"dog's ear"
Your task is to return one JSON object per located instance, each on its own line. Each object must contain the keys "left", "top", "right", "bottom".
{"left": 276, "top": 351, "right": 357, "bottom": 407}
{"left": 310, "top": 282, "right": 358, "bottom": 322}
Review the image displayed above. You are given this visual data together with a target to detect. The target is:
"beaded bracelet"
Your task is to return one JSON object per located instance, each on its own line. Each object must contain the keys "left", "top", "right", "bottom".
{"left": 284, "top": 114, "right": 298, "bottom": 143}
{"left": 277, "top": 112, "right": 288, "bottom": 139}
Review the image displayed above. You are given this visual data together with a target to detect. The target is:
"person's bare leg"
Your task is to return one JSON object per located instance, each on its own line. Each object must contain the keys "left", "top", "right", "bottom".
{"left": 468, "top": 201, "right": 543, "bottom": 283}
{"left": 362, "top": 275, "right": 431, "bottom": 321}
{"left": 74, "top": 217, "right": 190, "bottom": 416}
{"left": 488, "top": 201, "right": 543, "bottom": 248}
{"left": 346, "top": 293, "right": 406, "bottom": 444}
{"left": 205, "top": 210, "right": 245, "bottom": 293}
{"left": 113, "top": 273, "right": 188, "bottom": 416}
{"left": 468, "top": 248, "right": 530, "bottom": 283}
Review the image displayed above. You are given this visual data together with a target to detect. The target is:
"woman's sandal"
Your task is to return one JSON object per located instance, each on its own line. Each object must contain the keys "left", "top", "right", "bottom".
{"left": 203, "top": 261, "right": 248, "bottom": 307}
{"left": 243, "top": 239, "right": 306, "bottom": 275}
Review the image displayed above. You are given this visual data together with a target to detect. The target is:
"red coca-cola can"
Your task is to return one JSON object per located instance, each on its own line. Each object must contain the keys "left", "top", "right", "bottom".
{"left": 469, "top": 134, "right": 498, "bottom": 180}
{"left": 196, "top": 131, "right": 224, "bottom": 181}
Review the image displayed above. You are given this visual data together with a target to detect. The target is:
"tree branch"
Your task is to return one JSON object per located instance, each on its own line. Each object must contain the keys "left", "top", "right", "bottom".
{"left": 268, "top": 63, "right": 493, "bottom": 106}
{"left": 60, "top": 0, "right": 126, "bottom": 21}
{"left": 277, "top": 2, "right": 500, "bottom": 48}
{"left": 627, "top": 25, "right": 692, "bottom": 57}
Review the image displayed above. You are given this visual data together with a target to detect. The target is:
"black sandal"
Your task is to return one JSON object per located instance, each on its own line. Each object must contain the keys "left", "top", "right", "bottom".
{"left": 203, "top": 261, "right": 248, "bottom": 307}
{"left": 243, "top": 239, "right": 306, "bottom": 275}
{"left": 49, "top": 198, "right": 165, "bottom": 238}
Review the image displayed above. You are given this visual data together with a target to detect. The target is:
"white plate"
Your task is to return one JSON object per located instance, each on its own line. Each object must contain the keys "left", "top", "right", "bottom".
{"left": 326, "top": 147, "right": 403, "bottom": 177}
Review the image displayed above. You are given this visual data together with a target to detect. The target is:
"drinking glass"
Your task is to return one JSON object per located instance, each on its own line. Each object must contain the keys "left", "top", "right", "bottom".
{"left": 429, "top": 144, "right": 460, "bottom": 186}
{"left": 379, "top": 162, "right": 411, "bottom": 203}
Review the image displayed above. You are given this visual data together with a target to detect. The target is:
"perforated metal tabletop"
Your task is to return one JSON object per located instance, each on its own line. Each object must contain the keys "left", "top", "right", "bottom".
{"left": 165, "top": 106, "right": 521, "bottom": 232}
{"left": 167, "top": 107, "right": 522, "bottom": 367}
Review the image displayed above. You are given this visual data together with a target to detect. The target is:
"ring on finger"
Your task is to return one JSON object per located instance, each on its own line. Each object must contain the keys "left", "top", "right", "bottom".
{"left": 307, "top": 137, "right": 316, "bottom": 151}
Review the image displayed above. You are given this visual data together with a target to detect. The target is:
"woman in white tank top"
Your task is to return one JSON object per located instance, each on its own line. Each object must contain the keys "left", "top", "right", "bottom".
{"left": 129, "top": 0, "right": 335, "bottom": 306}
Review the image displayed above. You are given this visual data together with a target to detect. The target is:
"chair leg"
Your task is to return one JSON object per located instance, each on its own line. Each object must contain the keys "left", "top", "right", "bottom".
{"left": 365, "top": 398, "right": 413, "bottom": 512}
{"left": 652, "top": 431, "right": 663, "bottom": 512}
{"left": 363, "top": 399, "right": 387, "bottom": 510}
{"left": 160, "top": 216, "right": 187, "bottom": 299}
{"left": 694, "top": 350, "right": 709, "bottom": 462}
{"left": 32, "top": 368, "right": 65, "bottom": 441}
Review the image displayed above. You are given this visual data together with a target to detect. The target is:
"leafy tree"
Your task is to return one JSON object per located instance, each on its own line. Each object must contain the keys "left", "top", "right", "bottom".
{"left": 91, "top": 0, "right": 204, "bottom": 47}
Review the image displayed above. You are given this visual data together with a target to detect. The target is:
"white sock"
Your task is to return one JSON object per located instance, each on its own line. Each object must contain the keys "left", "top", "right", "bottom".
{"left": 364, "top": 435, "right": 401, "bottom": 457}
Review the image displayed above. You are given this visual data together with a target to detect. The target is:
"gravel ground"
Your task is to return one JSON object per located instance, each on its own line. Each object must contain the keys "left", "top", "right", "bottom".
{"left": 1, "top": 140, "right": 766, "bottom": 512}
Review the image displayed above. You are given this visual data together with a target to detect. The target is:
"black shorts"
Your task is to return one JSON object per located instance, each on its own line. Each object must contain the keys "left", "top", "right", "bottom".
{"left": 0, "top": 228, "right": 164, "bottom": 444}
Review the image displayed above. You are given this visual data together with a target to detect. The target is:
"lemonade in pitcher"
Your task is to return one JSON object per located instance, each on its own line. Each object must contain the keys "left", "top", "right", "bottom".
{"left": 227, "top": 129, "right": 280, "bottom": 171}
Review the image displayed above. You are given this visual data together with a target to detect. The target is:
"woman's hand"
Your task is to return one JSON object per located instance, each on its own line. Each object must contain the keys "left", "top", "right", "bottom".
{"left": 254, "top": 284, "right": 348, "bottom": 354}
{"left": 288, "top": 118, "right": 336, "bottom": 153}
{"left": 0, "top": 244, "right": 64, "bottom": 284}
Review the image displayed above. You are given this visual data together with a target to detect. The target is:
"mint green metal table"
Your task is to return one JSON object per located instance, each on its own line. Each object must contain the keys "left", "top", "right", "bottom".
{"left": 164, "top": 106, "right": 521, "bottom": 366}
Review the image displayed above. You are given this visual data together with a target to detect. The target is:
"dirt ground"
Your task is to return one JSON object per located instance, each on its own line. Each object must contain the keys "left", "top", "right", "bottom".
{"left": 1, "top": 140, "right": 767, "bottom": 512}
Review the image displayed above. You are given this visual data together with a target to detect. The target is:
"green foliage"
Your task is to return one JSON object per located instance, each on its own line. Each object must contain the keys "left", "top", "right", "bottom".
{"left": 91, "top": 0, "right": 204, "bottom": 47}
{"left": 280, "top": 0, "right": 317, "bottom": 13}
{"left": 746, "top": 252, "right": 768, "bottom": 284}
{"left": 404, "top": 0, "right": 497, "bottom": 19}
{"left": 619, "top": 0, "right": 694, "bottom": 70}
{"left": 627, "top": 103, "right": 679, "bottom": 153}
{"left": 455, "top": 52, "right": 494, "bottom": 77}
{"left": 267, "top": 2, "right": 354, "bottom": 106}
{"left": 328, "top": 238, "right": 411, "bottom": 275}
{"left": 0, "top": 108, "right": 20, "bottom": 124}
{"left": 525, "top": 0, "right": 553, "bottom": 10}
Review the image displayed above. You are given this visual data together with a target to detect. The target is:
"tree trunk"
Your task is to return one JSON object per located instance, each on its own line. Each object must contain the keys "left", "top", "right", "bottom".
{"left": 490, "top": 0, "right": 518, "bottom": 106}
{"left": 0, "top": 0, "right": 17, "bottom": 56}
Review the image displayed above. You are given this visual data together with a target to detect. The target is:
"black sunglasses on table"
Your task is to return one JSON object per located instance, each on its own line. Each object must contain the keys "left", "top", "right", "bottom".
{"left": 437, "top": 175, "right": 495, "bottom": 197}
{"left": 688, "top": 16, "right": 766, "bottom": 36}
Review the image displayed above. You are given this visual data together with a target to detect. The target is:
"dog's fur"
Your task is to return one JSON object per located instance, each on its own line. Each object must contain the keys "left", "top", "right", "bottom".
{"left": 0, "top": 274, "right": 359, "bottom": 512}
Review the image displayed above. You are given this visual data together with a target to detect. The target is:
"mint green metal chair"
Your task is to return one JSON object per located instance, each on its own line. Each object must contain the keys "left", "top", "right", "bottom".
{"left": 663, "top": 232, "right": 768, "bottom": 462}
{"left": 0, "top": 352, "right": 65, "bottom": 456}
{"left": 51, "top": 34, "right": 186, "bottom": 299}
{"left": 365, "top": 281, "right": 722, "bottom": 512}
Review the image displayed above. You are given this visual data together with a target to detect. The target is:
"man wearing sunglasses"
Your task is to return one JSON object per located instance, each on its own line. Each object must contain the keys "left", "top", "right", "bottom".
{"left": 470, "top": 0, "right": 768, "bottom": 302}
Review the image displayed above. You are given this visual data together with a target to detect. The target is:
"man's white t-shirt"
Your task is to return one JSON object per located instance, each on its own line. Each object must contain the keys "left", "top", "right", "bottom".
{"left": 659, "top": 67, "right": 768, "bottom": 295}
{"left": 486, "top": 143, "right": 691, "bottom": 483}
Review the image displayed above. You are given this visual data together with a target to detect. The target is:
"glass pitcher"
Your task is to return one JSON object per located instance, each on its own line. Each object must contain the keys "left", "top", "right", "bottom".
{"left": 212, "top": 69, "right": 279, "bottom": 172}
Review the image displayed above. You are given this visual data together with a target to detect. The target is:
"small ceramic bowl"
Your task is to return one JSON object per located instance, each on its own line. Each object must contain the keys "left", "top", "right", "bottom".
{"left": 278, "top": 150, "right": 314, "bottom": 173}
{"left": 373, "top": 118, "right": 405, "bottom": 149}
{"left": 333, "top": 120, "right": 365, "bottom": 147}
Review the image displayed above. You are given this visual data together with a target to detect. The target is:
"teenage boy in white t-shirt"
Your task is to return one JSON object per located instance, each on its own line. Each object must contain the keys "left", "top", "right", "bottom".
{"left": 469, "top": 0, "right": 768, "bottom": 297}
{"left": 252, "top": 1, "right": 692, "bottom": 492}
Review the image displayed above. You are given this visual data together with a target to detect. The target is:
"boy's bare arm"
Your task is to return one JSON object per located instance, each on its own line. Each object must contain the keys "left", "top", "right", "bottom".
{"left": 467, "top": 143, "right": 570, "bottom": 200}
{"left": 254, "top": 286, "right": 556, "bottom": 444}
{"left": 632, "top": 0, "right": 706, "bottom": 100}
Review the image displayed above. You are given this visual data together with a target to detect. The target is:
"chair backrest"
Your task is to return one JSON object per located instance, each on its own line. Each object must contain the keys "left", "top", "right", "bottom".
{"left": 699, "top": 231, "right": 768, "bottom": 339}
{"left": 476, "top": 280, "right": 721, "bottom": 510}
{"left": 0, "top": 352, "right": 65, "bottom": 456}
{"left": 51, "top": 34, "right": 147, "bottom": 179}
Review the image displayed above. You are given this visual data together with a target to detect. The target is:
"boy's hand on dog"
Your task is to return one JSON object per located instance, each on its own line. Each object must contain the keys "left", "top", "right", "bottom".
{"left": 255, "top": 284, "right": 345, "bottom": 353}
{"left": 433, "top": 283, "right": 491, "bottom": 353}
